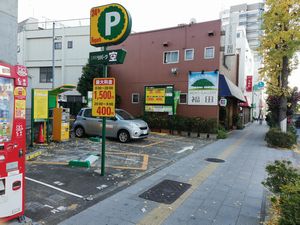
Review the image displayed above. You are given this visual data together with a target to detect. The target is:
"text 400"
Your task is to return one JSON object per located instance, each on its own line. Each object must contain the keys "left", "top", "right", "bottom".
{"left": 94, "top": 90, "right": 112, "bottom": 99}
{"left": 96, "top": 107, "right": 113, "bottom": 116}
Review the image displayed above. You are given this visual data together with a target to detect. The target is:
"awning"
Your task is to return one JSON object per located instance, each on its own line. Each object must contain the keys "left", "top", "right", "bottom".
{"left": 48, "top": 84, "right": 76, "bottom": 96}
{"left": 219, "top": 74, "right": 246, "bottom": 102}
{"left": 239, "top": 96, "right": 250, "bottom": 107}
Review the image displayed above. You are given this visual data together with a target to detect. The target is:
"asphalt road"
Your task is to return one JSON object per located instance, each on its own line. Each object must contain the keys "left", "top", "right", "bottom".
{"left": 25, "top": 133, "right": 214, "bottom": 225}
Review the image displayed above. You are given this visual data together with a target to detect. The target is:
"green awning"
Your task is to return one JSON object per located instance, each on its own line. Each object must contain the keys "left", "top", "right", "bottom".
{"left": 48, "top": 84, "right": 76, "bottom": 96}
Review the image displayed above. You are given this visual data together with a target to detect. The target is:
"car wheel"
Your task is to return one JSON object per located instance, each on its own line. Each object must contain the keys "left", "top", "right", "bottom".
{"left": 75, "top": 126, "right": 85, "bottom": 138}
{"left": 118, "top": 130, "right": 130, "bottom": 143}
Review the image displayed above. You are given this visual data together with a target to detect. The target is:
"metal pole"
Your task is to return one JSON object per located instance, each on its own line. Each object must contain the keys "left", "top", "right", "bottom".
{"left": 52, "top": 22, "right": 55, "bottom": 89}
{"left": 30, "top": 89, "right": 34, "bottom": 147}
{"left": 101, "top": 46, "right": 107, "bottom": 176}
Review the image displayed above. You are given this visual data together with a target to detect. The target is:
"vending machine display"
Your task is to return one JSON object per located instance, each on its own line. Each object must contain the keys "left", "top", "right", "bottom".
{"left": 0, "top": 62, "right": 28, "bottom": 222}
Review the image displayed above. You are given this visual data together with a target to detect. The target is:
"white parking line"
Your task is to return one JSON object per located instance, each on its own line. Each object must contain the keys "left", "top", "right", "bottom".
{"left": 26, "top": 177, "right": 84, "bottom": 199}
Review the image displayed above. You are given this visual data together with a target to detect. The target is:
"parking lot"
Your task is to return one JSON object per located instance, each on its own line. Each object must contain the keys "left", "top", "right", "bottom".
{"left": 25, "top": 133, "right": 215, "bottom": 225}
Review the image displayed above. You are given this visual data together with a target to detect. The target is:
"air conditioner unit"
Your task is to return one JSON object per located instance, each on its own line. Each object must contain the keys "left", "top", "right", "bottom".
{"left": 171, "top": 68, "right": 178, "bottom": 75}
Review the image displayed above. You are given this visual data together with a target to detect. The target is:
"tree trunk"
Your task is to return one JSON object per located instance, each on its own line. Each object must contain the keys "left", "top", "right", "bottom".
{"left": 279, "top": 56, "right": 289, "bottom": 132}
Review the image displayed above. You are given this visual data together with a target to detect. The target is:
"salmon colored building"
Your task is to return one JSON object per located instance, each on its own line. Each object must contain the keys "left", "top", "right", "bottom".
{"left": 109, "top": 20, "right": 244, "bottom": 125}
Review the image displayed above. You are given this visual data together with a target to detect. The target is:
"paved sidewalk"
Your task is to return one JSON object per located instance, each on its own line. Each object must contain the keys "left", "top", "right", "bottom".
{"left": 59, "top": 123, "right": 296, "bottom": 225}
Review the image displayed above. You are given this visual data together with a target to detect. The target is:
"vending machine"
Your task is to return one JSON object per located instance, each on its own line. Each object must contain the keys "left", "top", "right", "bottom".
{"left": 0, "top": 62, "right": 28, "bottom": 222}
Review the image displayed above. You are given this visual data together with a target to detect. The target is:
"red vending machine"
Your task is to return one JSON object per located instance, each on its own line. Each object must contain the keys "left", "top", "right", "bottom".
{"left": 0, "top": 62, "right": 28, "bottom": 222}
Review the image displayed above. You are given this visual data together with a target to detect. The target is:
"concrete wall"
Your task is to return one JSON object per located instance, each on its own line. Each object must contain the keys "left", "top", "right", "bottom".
{"left": 0, "top": 0, "right": 18, "bottom": 65}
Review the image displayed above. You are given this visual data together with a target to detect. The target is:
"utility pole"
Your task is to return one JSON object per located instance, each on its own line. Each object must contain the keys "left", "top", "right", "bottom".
{"left": 52, "top": 22, "right": 55, "bottom": 89}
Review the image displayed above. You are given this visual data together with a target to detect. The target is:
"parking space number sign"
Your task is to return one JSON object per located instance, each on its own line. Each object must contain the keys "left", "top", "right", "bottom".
{"left": 92, "top": 78, "right": 115, "bottom": 117}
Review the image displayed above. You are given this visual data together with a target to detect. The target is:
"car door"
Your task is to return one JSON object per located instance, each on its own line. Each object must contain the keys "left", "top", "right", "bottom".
{"left": 83, "top": 109, "right": 102, "bottom": 136}
{"left": 106, "top": 117, "right": 118, "bottom": 138}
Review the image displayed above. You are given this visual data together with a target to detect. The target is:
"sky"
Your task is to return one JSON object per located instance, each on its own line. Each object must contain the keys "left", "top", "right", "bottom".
{"left": 18, "top": 0, "right": 299, "bottom": 89}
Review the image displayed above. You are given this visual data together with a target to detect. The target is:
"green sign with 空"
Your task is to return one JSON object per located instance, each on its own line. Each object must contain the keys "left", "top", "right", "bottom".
{"left": 89, "top": 49, "right": 127, "bottom": 65}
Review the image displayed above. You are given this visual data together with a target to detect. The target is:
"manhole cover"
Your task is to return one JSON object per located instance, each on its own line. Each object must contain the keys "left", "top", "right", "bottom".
{"left": 205, "top": 158, "right": 225, "bottom": 163}
{"left": 139, "top": 179, "right": 191, "bottom": 204}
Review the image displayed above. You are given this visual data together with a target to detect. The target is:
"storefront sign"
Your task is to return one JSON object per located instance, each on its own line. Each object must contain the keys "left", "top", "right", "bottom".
{"left": 33, "top": 89, "right": 48, "bottom": 119}
{"left": 89, "top": 49, "right": 127, "bottom": 65}
{"left": 145, "top": 87, "right": 166, "bottom": 104}
{"left": 92, "top": 78, "right": 115, "bottom": 117}
{"left": 246, "top": 76, "right": 252, "bottom": 92}
{"left": 90, "top": 3, "right": 132, "bottom": 47}
{"left": 188, "top": 71, "right": 219, "bottom": 105}
{"left": 219, "top": 98, "right": 227, "bottom": 107}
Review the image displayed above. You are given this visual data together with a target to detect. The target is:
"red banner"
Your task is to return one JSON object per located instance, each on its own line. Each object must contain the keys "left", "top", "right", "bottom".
{"left": 246, "top": 76, "right": 252, "bottom": 92}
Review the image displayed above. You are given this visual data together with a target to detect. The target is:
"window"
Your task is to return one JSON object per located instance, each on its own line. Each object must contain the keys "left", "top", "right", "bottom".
{"left": 67, "top": 41, "right": 73, "bottom": 49}
{"left": 54, "top": 42, "right": 62, "bottom": 49}
{"left": 163, "top": 50, "right": 179, "bottom": 64}
{"left": 184, "top": 49, "right": 194, "bottom": 61}
{"left": 179, "top": 93, "right": 187, "bottom": 104}
{"left": 204, "top": 47, "right": 215, "bottom": 59}
{"left": 39, "top": 67, "right": 53, "bottom": 83}
{"left": 132, "top": 93, "right": 139, "bottom": 104}
{"left": 83, "top": 109, "right": 92, "bottom": 118}
{"left": 237, "top": 32, "right": 241, "bottom": 38}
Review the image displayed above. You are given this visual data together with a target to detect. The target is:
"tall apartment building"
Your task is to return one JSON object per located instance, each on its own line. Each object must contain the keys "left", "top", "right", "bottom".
{"left": 220, "top": 2, "right": 264, "bottom": 51}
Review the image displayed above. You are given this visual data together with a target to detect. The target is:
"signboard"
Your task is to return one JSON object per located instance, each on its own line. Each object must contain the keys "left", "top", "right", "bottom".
{"left": 224, "top": 12, "right": 239, "bottom": 56}
{"left": 145, "top": 87, "right": 166, "bottom": 104}
{"left": 246, "top": 76, "right": 252, "bottom": 92}
{"left": 92, "top": 78, "right": 115, "bottom": 117}
{"left": 144, "top": 85, "right": 174, "bottom": 115}
{"left": 219, "top": 98, "right": 227, "bottom": 107}
{"left": 188, "top": 71, "right": 219, "bottom": 105}
{"left": 90, "top": 3, "right": 132, "bottom": 47}
{"left": 33, "top": 89, "right": 48, "bottom": 119}
{"left": 89, "top": 49, "right": 127, "bottom": 65}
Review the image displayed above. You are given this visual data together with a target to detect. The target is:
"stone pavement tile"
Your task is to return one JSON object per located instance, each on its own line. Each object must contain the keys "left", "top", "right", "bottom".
{"left": 194, "top": 199, "right": 222, "bottom": 220}
{"left": 86, "top": 216, "right": 135, "bottom": 225}
{"left": 207, "top": 189, "right": 228, "bottom": 202}
{"left": 240, "top": 205, "right": 261, "bottom": 218}
{"left": 243, "top": 196, "right": 262, "bottom": 208}
{"left": 163, "top": 208, "right": 192, "bottom": 225}
{"left": 216, "top": 205, "right": 240, "bottom": 219}
{"left": 236, "top": 214, "right": 261, "bottom": 225}
{"left": 187, "top": 216, "right": 213, "bottom": 225}
{"left": 212, "top": 216, "right": 237, "bottom": 225}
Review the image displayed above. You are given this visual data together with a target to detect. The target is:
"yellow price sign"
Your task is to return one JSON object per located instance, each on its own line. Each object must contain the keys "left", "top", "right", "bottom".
{"left": 145, "top": 87, "right": 166, "bottom": 104}
{"left": 92, "top": 78, "right": 116, "bottom": 117}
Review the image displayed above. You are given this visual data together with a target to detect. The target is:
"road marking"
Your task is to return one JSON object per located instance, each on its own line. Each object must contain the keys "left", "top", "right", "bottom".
{"left": 26, "top": 150, "right": 43, "bottom": 160}
{"left": 137, "top": 133, "right": 249, "bottom": 225}
{"left": 176, "top": 146, "right": 194, "bottom": 154}
{"left": 25, "top": 177, "right": 84, "bottom": 199}
{"left": 27, "top": 161, "right": 68, "bottom": 166}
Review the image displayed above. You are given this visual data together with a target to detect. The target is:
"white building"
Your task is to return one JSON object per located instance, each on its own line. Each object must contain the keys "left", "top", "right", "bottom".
{"left": 17, "top": 18, "right": 100, "bottom": 91}
{"left": 220, "top": 2, "right": 265, "bottom": 120}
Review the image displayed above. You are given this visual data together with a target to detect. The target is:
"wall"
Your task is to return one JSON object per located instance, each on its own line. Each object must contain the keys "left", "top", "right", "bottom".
{"left": 0, "top": 0, "right": 18, "bottom": 65}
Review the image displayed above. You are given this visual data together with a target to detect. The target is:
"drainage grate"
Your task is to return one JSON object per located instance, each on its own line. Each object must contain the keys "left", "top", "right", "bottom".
{"left": 205, "top": 158, "right": 225, "bottom": 163}
{"left": 139, "top": 179, "right": 191, "bottom": 204}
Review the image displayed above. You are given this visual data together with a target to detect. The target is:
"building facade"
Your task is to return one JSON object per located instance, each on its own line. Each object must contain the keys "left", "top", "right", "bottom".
{"left": 0, "top": 0, "right": 18, "bottom": 65}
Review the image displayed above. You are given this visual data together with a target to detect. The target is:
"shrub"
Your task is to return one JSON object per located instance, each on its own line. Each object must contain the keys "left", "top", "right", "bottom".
{"left": 217, "top": 129, "right": 228, "bottom": 139}
{"left": 279, "top": 180, "right": 300, "bottom": 225}
{"left": 265, "top": 128, "right": 297, "bottom": 149}
{"left": 262, "top": 160, "right": 300, "bottom": 194}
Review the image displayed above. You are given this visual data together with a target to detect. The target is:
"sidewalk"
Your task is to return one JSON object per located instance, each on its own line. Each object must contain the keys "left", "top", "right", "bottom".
{"left": 59, "top": 123, "right": 296, "bottom": 225}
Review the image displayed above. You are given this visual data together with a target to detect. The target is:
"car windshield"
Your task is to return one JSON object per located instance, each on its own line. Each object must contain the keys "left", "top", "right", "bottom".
{"left": 117, "top": 110, "right": 134, "bottom": 120}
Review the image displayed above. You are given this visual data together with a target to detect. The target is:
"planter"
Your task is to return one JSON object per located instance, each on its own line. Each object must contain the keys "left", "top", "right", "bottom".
{"left": 208, "top": 133, "right": 217, "bottom": 140}
{"left": 160, "top": 129, "right": 170, "bottom": 134}
{"left": 180, "top": 131, "right": 190, "bottom": 137}
{"left": 190, "top": 132, "right": 199, "bottom": 138}
{"left": 151, "top": 128, "right": 160, "bottom": 133}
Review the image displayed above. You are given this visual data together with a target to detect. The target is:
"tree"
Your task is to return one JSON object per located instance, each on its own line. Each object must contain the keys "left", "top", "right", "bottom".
{"left": 191, "top": 79, "right": 214, "bottom": 89}
{"left": 259, "top": 0, "right": 300, "bottom": 132}
{"left": 77, "top": 62, "right": 105, "bottom": 98}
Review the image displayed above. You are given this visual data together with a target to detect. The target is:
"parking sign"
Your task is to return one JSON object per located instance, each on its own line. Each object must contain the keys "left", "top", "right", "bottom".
{"left": 92, "top": 78, "right": 115, "bottom": 117}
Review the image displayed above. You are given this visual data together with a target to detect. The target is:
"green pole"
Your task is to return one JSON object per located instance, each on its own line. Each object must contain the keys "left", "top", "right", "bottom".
{"left": 30, "top": 89, "right": 34, "bottom": 147}
{"left": 101, "top": 46, "right": 107, "bottom": 176}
